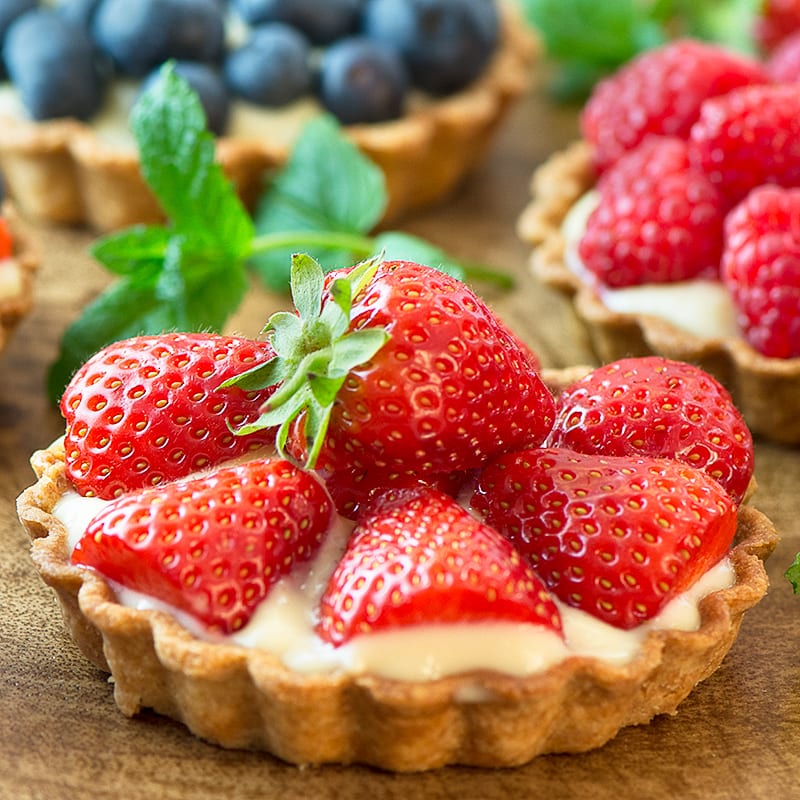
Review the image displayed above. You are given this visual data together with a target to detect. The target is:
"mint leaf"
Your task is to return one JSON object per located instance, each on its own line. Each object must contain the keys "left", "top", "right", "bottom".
{"left": 787, "top": 554, "right": 800, "bottom": 593}
{"left": 91, "top": 226, "right": 171, "bottom": 276}
{"left": 249, "top": 115, "right": 386, "bottom": 290}
{"left": 374, "top": 231, "right": 466, "bottom": 281}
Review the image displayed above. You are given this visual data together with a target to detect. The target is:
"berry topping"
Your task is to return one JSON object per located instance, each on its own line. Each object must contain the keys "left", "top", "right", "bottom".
{"left": 72, "top": 457, "right": 334, "bottom": 634}
{"left": 755, "top": 0, "right": 800, "bottom": 51}
{"left": 471, "top": 447, "right": 738, "bottom": 630}
{"left": 317, "top": 486, "right": 563, "bottom": 646}
{"left": 722, "top": 184, "right": 800, "bottom": 359}
{"left": 546, "top": 356, "right": 754, "bottom": 504}
{"left": 688, "top": 84, "right": 800, "bottom": 211}
{"left": 92, "top": 0, "right": 225, "bottom": 78}
{"left": 60, "top": 332, "right": 278, "bottom": 499}
{"left": 318, "top": 36, "right": 409, "bottom": 125}
{"left": 580, "top": 39, "right": 768, "bottom": 174}
{"left": 4, "top": 8, "right": 108, "bottom": 121}
{"left": 578, "top": 136, "right": 725, "bottom": 288}
{"left": 0, "top": 216, "right": 13, "bottom": 260}
{"left": 363, "top": 0, "right": 500, "bottom": 95}
{"left": 224, "top": 23, "right": 313, "bottom": 108}
{"left": 764, "top": 29, "right": 800, "bottom": 82}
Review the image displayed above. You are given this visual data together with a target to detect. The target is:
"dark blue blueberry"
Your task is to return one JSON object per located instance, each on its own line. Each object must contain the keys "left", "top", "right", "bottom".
{"left": 318, "top": 37, "right": 407, "bottom": 125}
{"left": 141, "top": 61, "right": 230, "bottom": 136}
{"left": 224, "top": 24, "right": 312, "bottom": 107}
{"left": 231, "top": 0, "right": 364, "bottom": 45}
{"left": 0, "top": 0, "right": 37, "bottom": 78}
{"left": 92, "top": 0, "right": 225, "bottom": 77}
{"left": 363, "top": 0, "right": 500, "bottom": 95}
{"left": 55, "top": 0, "right": 102, "bottom": 28}
{"left": 4, "top": 9, "right": 108, "bottom": 121}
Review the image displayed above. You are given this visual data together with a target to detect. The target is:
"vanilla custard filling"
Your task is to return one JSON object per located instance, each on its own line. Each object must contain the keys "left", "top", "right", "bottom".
{"left": 53, "top": 485, "right": 736, "bottom": 682}
{"left": 561, "top": 191, "right": 740, "bottom": 340}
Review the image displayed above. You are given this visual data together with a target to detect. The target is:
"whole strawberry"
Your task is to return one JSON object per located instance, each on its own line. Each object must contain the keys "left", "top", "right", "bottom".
{"left": 231, "top": 255, "right": 555, "bottom": 509}
{"left": 72, "top": 458, "right": 334, "bottom": 634}
{"left": 61, "top": 332, "right": 277, "bottom": 499}
{"left": 316, "top": 486, "right": 563, "bottom": 646}
{"left": 722, "top": 184, "right": 800, "bottom": 359}
{"left": 471, "top": 447, "right": 738, "bottom": 630}
{"left": 545, "top": 356, "right": 754, "bottom": 504}
{"left": 580, "top": 39, "right": 767, "bottom": 173}
{"left": 688, "top": 84, "right": 800, "bottom": 210}
{"left": 578, "top": 137, "right": 725, "bottom": 288}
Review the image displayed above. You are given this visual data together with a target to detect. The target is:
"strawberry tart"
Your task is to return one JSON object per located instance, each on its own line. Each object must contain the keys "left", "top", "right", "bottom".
{"left": 17, "top": 257, "right": 777, "bottom": 770}
{"left": 0, "top": 200, "right": 37, "bottom": 355}
{"left": 0, "top": 0, "right": 535, "bottom": 231}
{"left": 517, "top": 38, "right": 800, "bottom": 444}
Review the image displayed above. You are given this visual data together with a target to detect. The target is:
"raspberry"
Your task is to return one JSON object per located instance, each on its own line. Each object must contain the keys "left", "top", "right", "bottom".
{"left": 765, "top": 29, "right": 800, "bottom": 81}
{"left": 688, "top": 84, "right": 800, "bottom": 211}
{"left": 580, "top": 39, "right": 768, "bottom": 174}
{"left": 755, "top": 0, "right": 800, "bottom": 51}
{"left": 722, "top": 185, "right": 800, "bottom": 359}
{"left": 578, "top": 137, "right": 725, "bottom": 288}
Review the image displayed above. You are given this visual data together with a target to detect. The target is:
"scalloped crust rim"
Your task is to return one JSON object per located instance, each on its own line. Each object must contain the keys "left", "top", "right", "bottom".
{"left": 0, "top": 5, "right": 536, "bottom": 233}
{"left": 517, "top": 140, "right": 800, "bottom": 445}
{"left": 16, "top": 432, "right": 778, "bottom": 771}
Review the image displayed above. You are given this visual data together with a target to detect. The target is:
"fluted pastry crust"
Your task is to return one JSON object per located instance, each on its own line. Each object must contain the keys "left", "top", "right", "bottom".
{"left": 0, "top": 4, "right": 536, "bottom": 232}
{"left": 518, "top": 141, "right": 800, "bottom": 444}
{"left": 17, "top": 378, "right": 778, "bottom": 771}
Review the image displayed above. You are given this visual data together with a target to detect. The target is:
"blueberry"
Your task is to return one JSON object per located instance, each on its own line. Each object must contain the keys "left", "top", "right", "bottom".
{"left": 4, "top": 9, "right": 108, "bottom": 121}
{"left": 318, "top": 37, "right": 408, "bottom": 124}
{"left": 92, "top": 0, "right": 225, "bottom": 77}
{"left": 55, "top": 0, "right": 102, "bottom": 28}
{"left": 230, "top": 0, "right": 364, "bottom": 45}
{"left": 363, "top": 0, "right": 500, "bottom": 94}
{"left": 0, "top": 0, "right": 37, "bottom": 78}
{"left": 224, "top": 24, "right": 312, "bottom": 107}
{"left": 141, "top": 61, "right": 230, "bottom": 135}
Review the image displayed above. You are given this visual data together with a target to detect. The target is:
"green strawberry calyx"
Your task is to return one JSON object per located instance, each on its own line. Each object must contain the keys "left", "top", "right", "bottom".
{"left": 227, "top": 253, "right": 389, "bottom": 469}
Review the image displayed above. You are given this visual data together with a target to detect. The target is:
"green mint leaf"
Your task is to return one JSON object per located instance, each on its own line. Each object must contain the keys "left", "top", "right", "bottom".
{"left": 373, "top": 231, "right": 466, "bottom": 282}
{"left": 131, "top": 63, "right": 253, "bottom": 256}
{"left": 249, "top": 114, "right": 387, "bottom": 290}
{"left": 90, "top": 225, "right": 171, "bottom": 276}
{"left": 787, "top": 554, "right": 800, "bottom": 593}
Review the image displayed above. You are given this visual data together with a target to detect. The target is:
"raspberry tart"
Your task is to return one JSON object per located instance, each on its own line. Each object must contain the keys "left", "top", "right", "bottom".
{"left": 517, "top": 38, "right": 800, "bottom": 444}
{"left": 17, "top": 258, "right": 777, "bottom": 771}
{"left": 0, "top": 0, "right": 536, "bottom": 231}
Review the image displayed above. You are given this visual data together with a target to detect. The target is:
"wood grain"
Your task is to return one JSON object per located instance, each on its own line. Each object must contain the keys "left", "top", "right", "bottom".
{"left": 2, "top": 88, "right": 799, "bottom": 799}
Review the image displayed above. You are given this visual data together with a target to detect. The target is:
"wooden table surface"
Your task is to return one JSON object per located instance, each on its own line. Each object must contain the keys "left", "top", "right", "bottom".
{"left": 2, "top": 85, "right": 799, "bottom": 800}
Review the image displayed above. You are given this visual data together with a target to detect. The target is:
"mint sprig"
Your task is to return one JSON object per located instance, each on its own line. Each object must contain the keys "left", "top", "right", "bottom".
{"left": 47, "top": 64, "right": 509, "bottom": 404}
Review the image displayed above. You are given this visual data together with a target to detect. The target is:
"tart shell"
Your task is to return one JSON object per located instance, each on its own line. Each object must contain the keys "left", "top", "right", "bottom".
{"left": 0, "top": 4, "right": 536, "bottom": 232}
{"left": 0, "top": 200, "right": 38, "bottom": 354}
{"left": 517, "top": 140, "right": 800, "bottom": 445}
{"left": 17, "top": 395, "right": 778, "bottom": 771}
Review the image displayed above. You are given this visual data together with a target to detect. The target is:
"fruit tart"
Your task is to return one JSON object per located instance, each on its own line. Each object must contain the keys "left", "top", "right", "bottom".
{"left": 0, "top": 0, "right": 536, "bottom": 231}
{"left": 517, "top": 38, "right": 800, "bottom": 444}
{"left": 17, "top": 258, "right": 777, "bottom": 770}
{"left": 0, "top": 199, "right": 37, "bottom": 355}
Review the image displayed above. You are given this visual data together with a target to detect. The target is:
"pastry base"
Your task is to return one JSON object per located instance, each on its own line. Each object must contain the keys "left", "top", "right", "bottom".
{"left": 17, "top": 412, "right": 778, "bottom": 771}
{"left": 0, "top": 201, "right": 37, "bottom": 354}
{"left": 518, "top": 140, "right": 800, "bottom": 445}
{"left": 0, "top": 5, "right": 536, "bottom": 232}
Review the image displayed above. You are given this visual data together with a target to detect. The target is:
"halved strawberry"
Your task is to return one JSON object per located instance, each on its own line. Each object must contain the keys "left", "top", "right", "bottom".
{"left": 316, "top": 486, "right": 563, "bottom": 646}
{"left": 72, "top": 458, "right": 334, "bottom": 634}
{"left": 471, "top": 447, "right": 738, "bottom": 630}
{"left": 61, "top": 332, "right": 277, "bottom": 499}
{"left": 231, "top": 255, "right": 555, "bottom": 510}
{"left": 545, "top": 357, "right": 754, "bottom": 504}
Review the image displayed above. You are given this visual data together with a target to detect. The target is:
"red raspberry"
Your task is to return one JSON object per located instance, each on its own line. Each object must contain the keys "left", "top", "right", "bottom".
{"left": 689, "top": 84, "right": 800, "bottom": 210}
{"left": 580, "top": 39, "right": 768, "bottom": 173}
{"left": 765, "top": 29, "right": 800, "bottom": 81}
{"left": 722, "top": 184, "right": 800, "bottom": 359}
{"left": 578, "top": 137, "right": 725, "bottom": 288}
{"left": 756, "top": 0, "right": 800, "bottom": 51}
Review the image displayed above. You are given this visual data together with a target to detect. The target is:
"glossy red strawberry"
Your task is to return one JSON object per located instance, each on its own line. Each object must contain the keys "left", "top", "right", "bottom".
{"left": 581, "top": 39, "right": 767, "bottom": 173}
{"left": 756, "top": 0, "right": 800, "bottom": 51}
{"left": 471, "top": 447, "right": 738, "bottom": 630}
{"left": 722, "top": 184, "right": 800, "bottom": 359}
{"left": 72, "top": 458, "right": 334, "bottom": 634}
{"left": 61, "top": 332, "right": 277, "bottom": 499}
{"left": 545, "top": 357, "right": 754, "bottom": 504}
{"left": 688, "top": 84, "right": 800, "bottom": 210}
{"left": 0, "top": 216, "right": 13, "bottom": 259}
{"left": 765, "top": 29, "right": 800, "bottom": 81}
{"left": 579, "top": 136, "right": 725, "bottom": 288}
{"left": 231, "top": 255, "right": 555, "bottom": 508}
{"left": 316, "top": 486, "right": 563, "bottom": 646}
